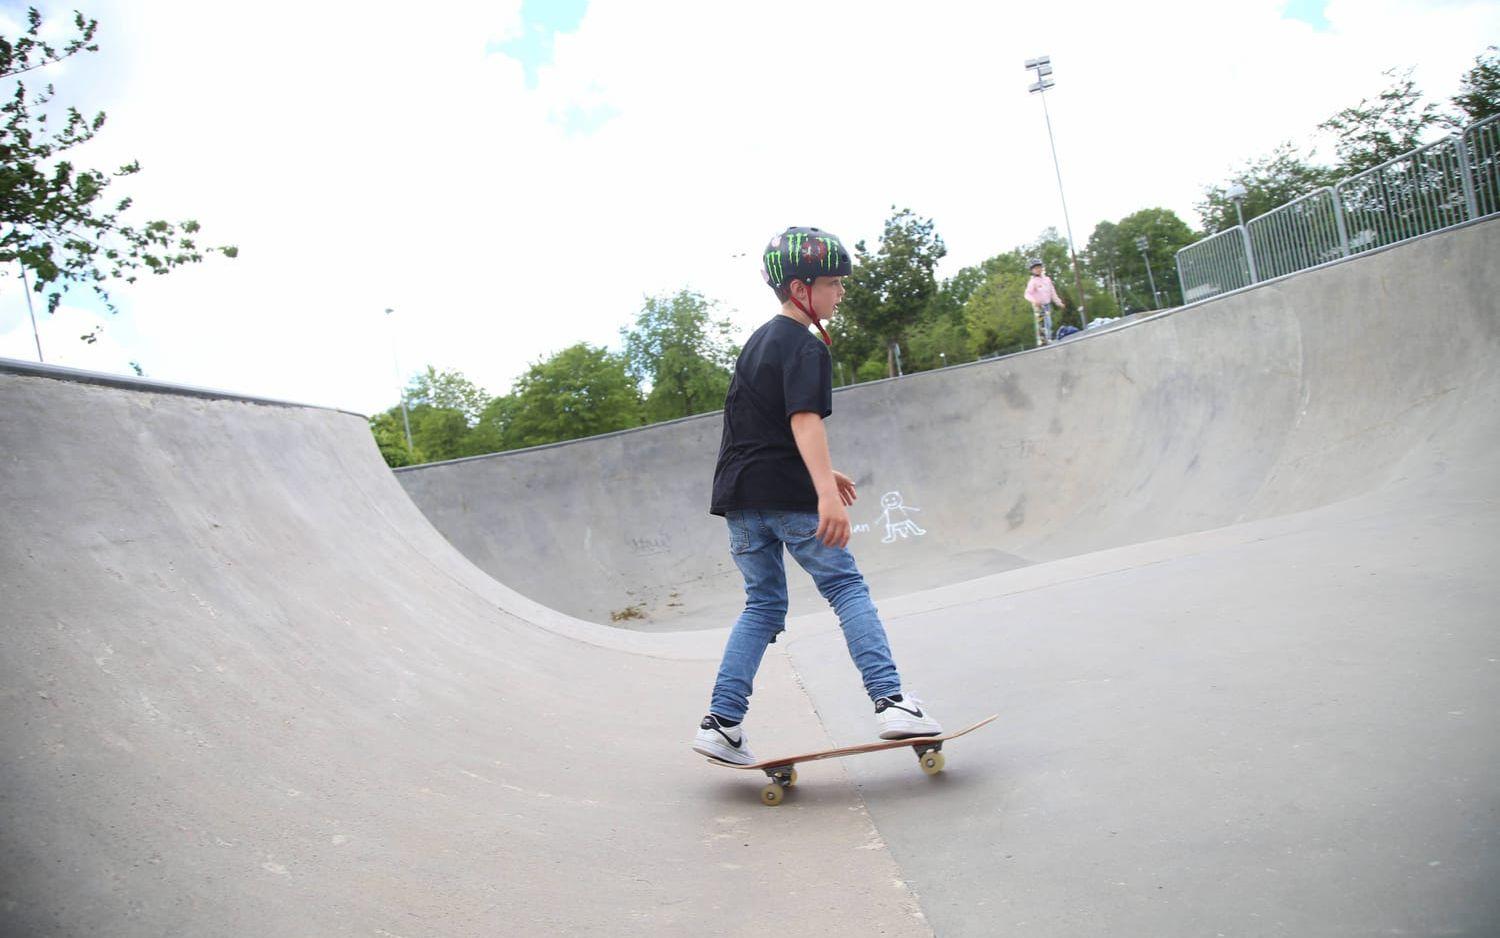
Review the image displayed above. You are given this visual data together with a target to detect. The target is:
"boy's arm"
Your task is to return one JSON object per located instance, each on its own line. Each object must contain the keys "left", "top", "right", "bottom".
{"left": 790, "top": 411, "right": 851, "bottom": 548}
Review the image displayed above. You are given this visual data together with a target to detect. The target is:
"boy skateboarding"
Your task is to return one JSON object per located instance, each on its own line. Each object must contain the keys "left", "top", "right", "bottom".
{"left": 692, "top": 226, "right": 942, "bottom": 765}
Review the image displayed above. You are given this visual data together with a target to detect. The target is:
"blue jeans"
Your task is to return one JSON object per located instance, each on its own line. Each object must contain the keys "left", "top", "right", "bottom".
{"left": 709, "top": 509, "right": 902, "bottom": 722}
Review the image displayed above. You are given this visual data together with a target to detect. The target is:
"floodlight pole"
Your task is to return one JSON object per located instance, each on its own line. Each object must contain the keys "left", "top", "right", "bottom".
{"left": 385, "top": 307, "right": 414, "bottom": 455}
{"left": 1025, "top": 56, "right": 1088, "bottom": 329}
{"left": 18, "top": 264, "right": 43, "bottom": 362}
{"left": 1225, "top": 182, "right": 1259, "bottom": 284}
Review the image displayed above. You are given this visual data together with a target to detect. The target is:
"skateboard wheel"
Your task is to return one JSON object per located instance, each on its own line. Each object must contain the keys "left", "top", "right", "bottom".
{"left": 760, "top": 784, "right": 784, "bottom": 806}
{"left": 920, "top": 751, "right": 945, "bottom": 775}
{"left": 787, "top": 768, "right": 798, "bottom": 786}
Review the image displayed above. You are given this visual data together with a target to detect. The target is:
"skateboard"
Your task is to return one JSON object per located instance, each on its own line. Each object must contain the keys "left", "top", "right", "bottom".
{"left": 706, "top": 714, "right": 998, "bottom": 806}
{"left": 1033, "top": 304, "right": 1054, "bottom": 346}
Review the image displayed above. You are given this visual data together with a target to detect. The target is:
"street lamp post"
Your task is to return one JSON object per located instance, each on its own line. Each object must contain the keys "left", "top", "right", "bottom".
{"left": 1225, "top": 181, "right": 1259, "bottom": 284}
{"left": 1135, "top": 236, "right": 1161, "bottom": 309}
{"left": 384, "top": 307, "right": 414, "bottom": 455}
{"left": 18, "top": 265, "right": 43, "bottom": 362}
{"left": 1025, "top": 55, "right": 1088, "bottom": 329}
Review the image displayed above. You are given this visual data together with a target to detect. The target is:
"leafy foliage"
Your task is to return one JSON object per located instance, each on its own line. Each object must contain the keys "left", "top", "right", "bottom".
{"left": 1196, "top": 144, "right": 1339, "bottom": 233}
{"left": 500, "top": 343, "right": 643, "bottom": 449}
{"left": 1452, "top": 46, "right": 1500, "bottom": 124}
{"left": 841, "top": 207, "right": 947, "bottom": 377}
{"left": 963, "top": 265, "right": 1035, "bottom": 356}
{"left": 0, "top": 7, "right": 236, "bottom": 315}
{"left": 1084, "top": 209, "right": 1195, "bottom": 311}
{"left": 1319, "top": 67, "right": 1448, "bottom": 175}
{"left": 404, "top": 366, "right": 491, "bottom": 426}
{"left": 621, "top": 290, "right": 738, "bottom": 422}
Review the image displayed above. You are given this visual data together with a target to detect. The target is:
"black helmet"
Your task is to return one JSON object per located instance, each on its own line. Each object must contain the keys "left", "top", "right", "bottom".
{"left": 762, "top": 227, "right": 852, "bottom": 301}
{"left": 1027, "top": 258, "right": 1044, "bottom": 270}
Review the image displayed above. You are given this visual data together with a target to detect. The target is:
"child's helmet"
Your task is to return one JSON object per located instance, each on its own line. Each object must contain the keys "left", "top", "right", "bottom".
{"left": 762, "top": 227, "right": 852, "bottom": 301}
{"left": 1027, "top": 257, "right": 1044, "bottom": 270}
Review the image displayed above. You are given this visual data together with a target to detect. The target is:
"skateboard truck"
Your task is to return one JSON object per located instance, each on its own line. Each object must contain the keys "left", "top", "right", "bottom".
{"left": 756, "top": 740, "right": 947, "bottom": 806}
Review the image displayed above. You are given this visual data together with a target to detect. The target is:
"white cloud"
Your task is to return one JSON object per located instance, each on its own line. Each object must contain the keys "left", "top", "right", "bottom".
{"left": 1, "top": 0, "right": 1495, "bottom": 414}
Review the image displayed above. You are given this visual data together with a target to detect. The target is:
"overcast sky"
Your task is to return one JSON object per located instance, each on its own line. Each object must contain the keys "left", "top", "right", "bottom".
{"left": 1, "top": 0, "right": 1496, "bottom": 414}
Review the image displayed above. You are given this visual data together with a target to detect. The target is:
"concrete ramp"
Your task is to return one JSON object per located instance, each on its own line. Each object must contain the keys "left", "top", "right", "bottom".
{"left": 0, "top": 371, "right": 929, "bottom": 936}
{"left": 399, "top": 219, "right": 1500, "bottom": 631}
{"left": 2, "top": 220, "right": 1498, "bottom": 936}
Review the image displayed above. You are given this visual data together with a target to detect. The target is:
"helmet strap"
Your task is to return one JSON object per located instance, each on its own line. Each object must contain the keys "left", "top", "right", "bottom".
{"left": 790, "top": 280, "right": 832, "bottom": 346}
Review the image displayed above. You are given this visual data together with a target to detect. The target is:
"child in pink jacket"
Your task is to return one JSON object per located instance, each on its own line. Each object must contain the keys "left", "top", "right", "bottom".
{"left": 1024, "top": 259, "right": 1067, "bottom": 345}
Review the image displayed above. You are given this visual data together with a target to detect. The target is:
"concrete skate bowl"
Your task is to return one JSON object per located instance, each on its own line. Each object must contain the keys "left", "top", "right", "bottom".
{"left": 0, "top": 219, "right": 1496, "bottom": 937}
{"left": 397, "top": 218, "right": 1500, "bottom": 630}
{"left": 0, "top": 363, "right": 935, "bottom": 935}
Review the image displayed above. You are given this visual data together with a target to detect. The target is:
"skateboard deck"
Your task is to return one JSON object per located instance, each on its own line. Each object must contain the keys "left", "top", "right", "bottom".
{"left": 706, "top": 714, "right": 998, "bottom": 805}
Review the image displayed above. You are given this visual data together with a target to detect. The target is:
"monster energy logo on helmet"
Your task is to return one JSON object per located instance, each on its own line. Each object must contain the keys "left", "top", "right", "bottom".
{"left": 761, "top": 226, "right": 852, "bottom": 301}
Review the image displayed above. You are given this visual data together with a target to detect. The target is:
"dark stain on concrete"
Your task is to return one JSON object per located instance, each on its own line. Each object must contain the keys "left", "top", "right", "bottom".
{"left": 1006, "top": 495, "right": 1026, "bottom": 530}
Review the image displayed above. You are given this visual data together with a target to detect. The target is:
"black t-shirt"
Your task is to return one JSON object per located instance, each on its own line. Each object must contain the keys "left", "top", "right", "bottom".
{"left": 710, "top": 315, "right": 833, "bottom": 516}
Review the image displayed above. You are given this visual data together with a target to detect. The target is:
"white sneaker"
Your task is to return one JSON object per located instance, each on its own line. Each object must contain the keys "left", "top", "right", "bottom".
{"left": 875, "top": 695, "right": 943, "bottom": 739}
{"left": 692, "top": 714, "right": 757, "bottom": 765}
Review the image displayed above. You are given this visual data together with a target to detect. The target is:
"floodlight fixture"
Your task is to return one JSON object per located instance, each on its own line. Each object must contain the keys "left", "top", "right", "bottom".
{"left": 1023, "top": 54, "right": 1087, "bottom": 327}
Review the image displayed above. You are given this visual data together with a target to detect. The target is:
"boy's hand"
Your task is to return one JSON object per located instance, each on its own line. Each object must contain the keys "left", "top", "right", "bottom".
{"left": 816, "top": 493, "right": 852, "bottom": 549}
{"left": 833, "top": 470, "right": 857, "bottom": 506}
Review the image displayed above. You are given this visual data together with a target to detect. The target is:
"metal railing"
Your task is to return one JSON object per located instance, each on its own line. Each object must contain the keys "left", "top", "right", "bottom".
{"left": 1246, "top": 187, "right": 1347, "bottom": 280}
{"left": 1174, "top": 227, "right": 1251, "bottom": 303}
{"left": 1464, "top": 114, "right": 1500, "bottom": 220}
{"left": 1177, "top": 113, "right": 1500, "bottom": 301}
{"left": 1336, "top": 135, "right": 1473, "bottom": 254}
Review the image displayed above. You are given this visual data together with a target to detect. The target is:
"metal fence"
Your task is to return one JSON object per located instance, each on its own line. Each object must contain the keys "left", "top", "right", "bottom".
{"left": 1465, "top": 114, "right": 1500, "bottom": 220}
{"left": 1177, "top": 113, "right": 1500, "bottom": 302}
{"left": 1174, "top": 227, "right": 1251, "bottom": 303}
{"left": 1246, "top": 187, "right": 1347, "bottom": 280}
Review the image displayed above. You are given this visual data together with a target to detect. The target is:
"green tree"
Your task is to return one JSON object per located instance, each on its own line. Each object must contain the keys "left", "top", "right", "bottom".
{"left": 404, "top": 366, "right": 491, "bottom": 426}
{"left": 0, "top": 8, "right": 236, "bottom": 315}
{"left": 963, "top": 263, "right": 1034, "bottom": 356}
{"left": 925, "top": 262, "right": 989, "bottom": 328}
{"left": 500, "top": 343, "right": 643, "bottom": 449}
{"left": 405, "top": 404, "right": 471, "bottom": 463}
{"left": 826, "top": 310, "right": 881, "bottom": 385}
{"left": 621, "top": 289, "right": 738, "bottom": 421}
{"left": 1452, "top": 46, "right": 1500, "bottom": 124}
{"left": 898, "top": 258, "right": 999, "bottom": 370}
{"left": 841, "top": 207, "right": 947, "bottom": 377}
{"left": 464, "top": 394, "right": 512, "bottom": 456}
{"left": 368, "top": 402, "right": 472, "bottom": 466}
{"left": 370, "top": 410, "right": 421, "bottom": 468}
{"left": 1319, "top": 67, "right": 1447, "bottom": 175}
{"left": 1196, "top": 143, "right": 1339, "bottom": 233}
{"left": 1097, "top": 208, "right": 1196, "bottom": 311}
{"left": 903, "top": 314, "right": 970, "bottom": 370}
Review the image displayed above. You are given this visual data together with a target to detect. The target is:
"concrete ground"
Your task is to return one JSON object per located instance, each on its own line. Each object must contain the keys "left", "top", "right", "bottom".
{"left": 1, "top": 220, "right": 1497, "bottom": 935}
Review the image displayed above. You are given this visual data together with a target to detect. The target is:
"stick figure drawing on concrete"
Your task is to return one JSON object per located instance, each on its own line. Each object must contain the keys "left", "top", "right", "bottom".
{"left": 876, "top": 491, "right": 926, "bottom": 543}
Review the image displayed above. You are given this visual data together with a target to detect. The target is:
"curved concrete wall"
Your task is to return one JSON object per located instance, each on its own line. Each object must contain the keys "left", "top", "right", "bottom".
{"left": 3, "top": 218, "right": 1495, "bottom": 936}
{"left": 0, "top": 369, "right": 925, "bottom": 936}
{"left": 398, "top": 218, "right": 1500, "bottom": 628}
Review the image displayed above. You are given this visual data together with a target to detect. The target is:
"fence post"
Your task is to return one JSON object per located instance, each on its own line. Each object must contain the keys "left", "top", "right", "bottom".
{"left": 1238, "top": 225, "right": 1258, "bottom": 284}
{"left": 1454, "top": 133, "right": 1479, "bottom": 221}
